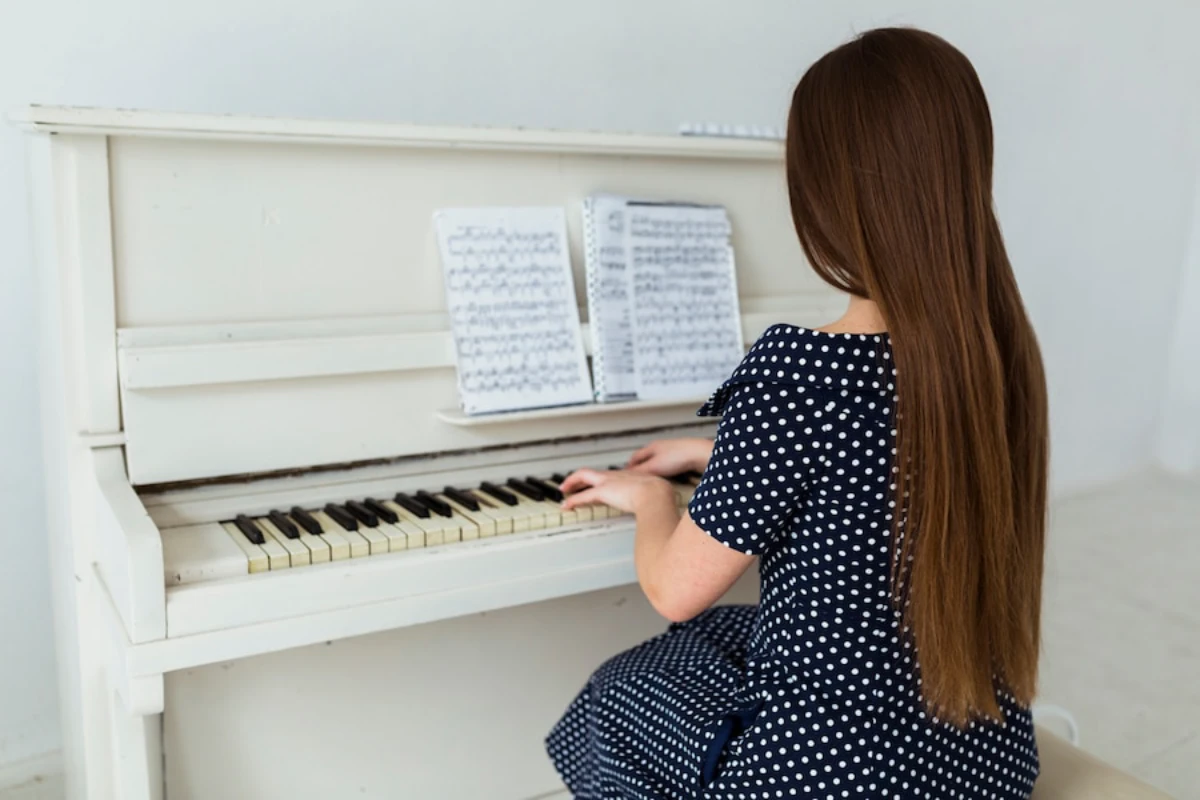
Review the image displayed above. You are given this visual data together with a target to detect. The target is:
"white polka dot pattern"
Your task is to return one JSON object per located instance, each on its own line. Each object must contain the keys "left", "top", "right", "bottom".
{"left": 547, "top": 325, "right": 1040, "bottom": 799}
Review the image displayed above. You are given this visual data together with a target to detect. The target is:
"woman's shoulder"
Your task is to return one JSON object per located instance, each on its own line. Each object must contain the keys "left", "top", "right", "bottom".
{"left": 697, "top": 324, "right": 895, "bottom": 418}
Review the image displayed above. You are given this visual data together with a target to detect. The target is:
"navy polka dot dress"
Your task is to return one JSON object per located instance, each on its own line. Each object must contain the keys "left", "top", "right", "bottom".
{"left": 547, "top": 325, "right": 1039, "bottom": 799}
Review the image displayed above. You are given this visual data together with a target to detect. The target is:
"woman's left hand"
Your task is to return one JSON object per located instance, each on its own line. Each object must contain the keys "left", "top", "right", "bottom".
{"left": 560, "top": 468, "right": 676, "bottom": 515}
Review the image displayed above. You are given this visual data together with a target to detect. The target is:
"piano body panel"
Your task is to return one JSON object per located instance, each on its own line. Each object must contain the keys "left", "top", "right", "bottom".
{"left": 162, "top": 521, "right": 637, "bottom": 639}
{"left": 92, "top": 448, "right": 165, "bottom": 645}
{"left": 136, "top": 529, "right": 637, "bottom": 680}
{"left": 162, "top": 577, "right": 760, "bottom": 800}
{"left": 118, "top": 362, "right": 715, "bottom": 486}
{"left": 104, "top": 134, "right": 815, "bottom": 330}
{"left": 27, "top": 130, "right": 155, "bottom": 800}
{"left": 115, "top": 301, "right": 838, "bottom": 485}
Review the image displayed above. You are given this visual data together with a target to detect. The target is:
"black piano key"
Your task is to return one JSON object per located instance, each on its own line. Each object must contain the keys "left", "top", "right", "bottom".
{"left": 550, "top": 473, "right": 568, "bottom": 484}
{"left": 324, "top": 503, "right": 359, "bottom": 531}
{"left": 393, "top": 492, "right": 430, "bottom": 518}
{"left": 415, "top": 491, "right": 453, "bottom": 518}
{"left": 364, "top": 498, "right": 399, "bottom": 524}
{"left": 479, "top": 481, "right": 519, "bottom": 506}
{"left": 291, "top": 507, "right": 323, "bottom": 535}
{"left": 507, "top": 477, "right": 545, "bottom": 502}
{"left": 526, "top": 477, "right": 564, "bottom": 502}
{"left": 233, "top": 514, "right": 265, "bottom": 545}
{"left": 608, "top": 465, "right": 623, "bottom": 471}
{"left": 443, "top": 486, "right": 480, "bottom": 512}
{"left": 668, "top": 473, "right": 693, "bottom": 484}
{"left": 345, "top": 500, "right": 379, "bottom": 527}
{"left": 267, "top": 510, "right": 299, "bottom": 539}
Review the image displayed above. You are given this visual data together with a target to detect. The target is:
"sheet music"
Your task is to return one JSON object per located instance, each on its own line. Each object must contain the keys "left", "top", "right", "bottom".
{"left": 435, "top": 207, "right": 593, "bottom": 415}
{"left": 627, "top": 204, "right": 745, "bottom": 400}
{"left": 582, "top": 195, "right": 637, "bottom": 401}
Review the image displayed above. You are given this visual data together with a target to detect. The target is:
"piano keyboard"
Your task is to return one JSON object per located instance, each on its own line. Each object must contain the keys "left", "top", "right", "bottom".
{"left": 162, "top": 471, "right": 702, "bottom": 586}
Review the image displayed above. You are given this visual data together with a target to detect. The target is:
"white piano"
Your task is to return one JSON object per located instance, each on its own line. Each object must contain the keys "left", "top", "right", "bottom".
{"left": 15, "top": 106, "right": 844, "bottom": 799}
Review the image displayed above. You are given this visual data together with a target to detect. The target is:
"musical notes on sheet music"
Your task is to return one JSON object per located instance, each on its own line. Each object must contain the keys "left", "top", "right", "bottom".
{"left": 627, "top": 204, "right": 744, "bottom": 400}
{"left": 435, "top": 207, "right": 593, "bottom": 415}
{"left": 581, "top": 195, "right": 637, "bottom": 401}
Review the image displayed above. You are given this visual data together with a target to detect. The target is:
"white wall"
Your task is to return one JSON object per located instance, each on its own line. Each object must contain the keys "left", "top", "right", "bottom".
{"left": 1157, "top": 175, "right": 1200, "bottom": 475}
{"left": 1, "top": 0, "right": 1197, "bottom": 771}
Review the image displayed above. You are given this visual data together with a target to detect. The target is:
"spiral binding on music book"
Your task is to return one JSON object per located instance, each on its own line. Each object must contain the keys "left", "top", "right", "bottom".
{"left": 581, "top": 194, "right": 638, "bottom": 402}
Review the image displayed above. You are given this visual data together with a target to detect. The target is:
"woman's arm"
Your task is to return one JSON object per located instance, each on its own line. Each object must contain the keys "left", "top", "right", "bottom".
{"left": 561, "top": 469, "right": 754, "bottom": 622}
{"left": 626, "top": 438, "right": 714, "bottom": 477}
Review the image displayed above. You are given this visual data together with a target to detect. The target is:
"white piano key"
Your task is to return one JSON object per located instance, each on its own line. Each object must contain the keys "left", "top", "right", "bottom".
{"left": 589, "top": 501, "right": 611, "bottom": 519}
{"left": 470, "top": 489, "right": 529, "bottom": 533}
{"left": 518, "top": 493, "right": 564, "bottom": 528}
{"left": 566, "top": 472, "right": 612, "bottom": 519}
{"left": 388, "top": 517, "right": 426, "bottom": 551}
{"left": 338, "top": 526, "right": 371, "bottom": 558}
{"left": 439, "top": 495, "right": 498, "bottom": 538}
{"left": 417, "top": 498, "right": 464, "bottom": 543}
{"left": 163, "top": 523, "right": 250, "bottom": 585}
{"left": 283, "top": 509, "right": 332, "bottom": 563}
{"left": 295, "top": 525, "right": 331, "bottom": 563}
{"left": 432, "top": 513, "right": 463, "bottom": 544}
{"left": 309, "top": 511, "right": 360, "bottom": 559}
{"left": 545, "top": 477, "right": 592, "bottom": 522}
{"left": 449, "top": 510, "right": 480, "bottom": 541}
{"left": 381, "top": 501, "right": 434, "bottom": 547}
{"left": 464, "top": 490, "right": 516, "bottom": 534}
{"left": 258, "top": 518, "right": 311, "bottom": 567}
{"left": 352, "top": 521, "right": 390, "bottom": 556}
{"left": 259, "top": 534, "right": 291, "bottom": 570}
{"left": 316, "top": 508, "right": 372, "bottom": 557}
{"left": 512, "top": 481, "right": 567, "bottom": 527}
{"left": 389, "top": 499, "right": 460, "bottom": 546}
{"left": 505, "top": 489, "right": 548, "bottom": 530}
{"left": 368, "top": 519, "right": 409, "bottom": 552}
{"left": 221, "top": 522, "right": 271, "bottom": 574}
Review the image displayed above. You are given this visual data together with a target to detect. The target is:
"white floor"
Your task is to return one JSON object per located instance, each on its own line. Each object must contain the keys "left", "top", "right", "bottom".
{"left": 1038, "top": 470, "right": 1199, "bottom": 798}
{"left": 3, "top": 471, "right": 1196, "bottom": 800}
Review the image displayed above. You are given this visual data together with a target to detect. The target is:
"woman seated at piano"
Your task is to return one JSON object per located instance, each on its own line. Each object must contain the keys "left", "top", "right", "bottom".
{"left": 548, "top": 27, "right": 1048, "bottom": 800}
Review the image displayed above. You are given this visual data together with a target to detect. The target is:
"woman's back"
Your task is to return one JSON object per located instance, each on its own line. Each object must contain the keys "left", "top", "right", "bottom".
{"left": 687, "top": 325, "right": 1038, "bottom": 797}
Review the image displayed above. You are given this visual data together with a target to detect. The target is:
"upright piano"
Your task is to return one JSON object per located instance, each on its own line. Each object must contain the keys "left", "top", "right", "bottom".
{"left": 15, "top": 106, "right": 843, "bottom": 799}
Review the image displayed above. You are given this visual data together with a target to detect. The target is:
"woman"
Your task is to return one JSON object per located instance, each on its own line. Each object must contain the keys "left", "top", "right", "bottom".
{"left": 547, "top": 27, "right": 1048, "bottom": 800}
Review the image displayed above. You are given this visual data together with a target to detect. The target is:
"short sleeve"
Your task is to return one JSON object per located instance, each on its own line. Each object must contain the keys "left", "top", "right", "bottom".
{"left": 687, "top": 381, "right": 823, "bottom": 555}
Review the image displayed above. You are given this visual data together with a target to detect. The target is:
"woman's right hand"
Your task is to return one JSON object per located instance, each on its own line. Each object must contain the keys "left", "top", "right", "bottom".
{"left": 626, "top": 438, "right": 714, "bottom": 478}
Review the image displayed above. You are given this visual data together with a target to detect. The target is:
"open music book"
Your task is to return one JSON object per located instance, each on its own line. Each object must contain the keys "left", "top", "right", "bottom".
{"left": 437, "top": 201, "right": 743, "bottom": 416}
{"left": 626, "top": 202, "right": 744, "bottom": 400}
{"left": 581, "top": 195, "right": 637, "bottom": 401}
{"left": 582, "top": 197, "right": 744, "bottom": 403}
{"left": 434, "top": 207, "right": 594, "bottom": 415}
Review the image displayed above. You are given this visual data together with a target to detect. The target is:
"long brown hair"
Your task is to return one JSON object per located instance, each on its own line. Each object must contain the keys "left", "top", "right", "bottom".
{"left": 786, "top": 27, "right": 1048, "bottom": 726}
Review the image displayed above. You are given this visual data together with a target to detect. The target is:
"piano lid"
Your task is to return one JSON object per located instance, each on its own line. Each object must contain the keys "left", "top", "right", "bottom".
{"left": 20, "top": 106, "right": 843, "bottom": 485}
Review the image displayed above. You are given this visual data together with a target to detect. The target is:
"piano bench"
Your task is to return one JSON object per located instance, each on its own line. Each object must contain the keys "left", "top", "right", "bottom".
{"left": 1031, "top": 726, "right": 1170, "bottom": 798}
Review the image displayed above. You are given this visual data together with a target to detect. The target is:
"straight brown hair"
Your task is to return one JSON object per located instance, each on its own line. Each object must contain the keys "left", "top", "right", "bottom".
{"left": 786, "top": 27, "right": 1048, "bottom": 726}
